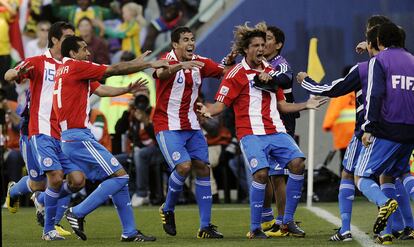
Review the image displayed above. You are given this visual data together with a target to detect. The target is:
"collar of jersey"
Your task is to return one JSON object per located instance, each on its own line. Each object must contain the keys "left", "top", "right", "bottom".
{"left": 241, "top": 57, "right": 269, "bottom": 72}
{"left": 166, "top": 49, "right": 196, "bottom": 62}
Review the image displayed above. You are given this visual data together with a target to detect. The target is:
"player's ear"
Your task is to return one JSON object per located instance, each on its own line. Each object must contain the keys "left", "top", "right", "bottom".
{"left": 69, "top": 50, "right": 76, "bottom": 59}
{"left": 275, "top": 42, "right": 283, "bottom": 50}
{"left": 52, "top": 37, "right": 59, "bottom": 47}
{"left": 172, "top": 42, "right": 178, "bottom": 50}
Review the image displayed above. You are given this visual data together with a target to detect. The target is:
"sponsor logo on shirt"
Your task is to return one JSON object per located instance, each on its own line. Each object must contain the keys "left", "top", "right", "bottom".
{"left": 172, "top": 151, "right": 181, "bottom": 161}
{"left": 43, "top": 157, "right": 53, "bottom": 167}
{"left": 392, "top": 75, "right": 414, "bottom": 90}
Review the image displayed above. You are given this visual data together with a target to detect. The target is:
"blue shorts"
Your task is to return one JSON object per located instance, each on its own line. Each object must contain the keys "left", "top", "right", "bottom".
{"left": 354, "top": 136, "right": 414, "bottom": 178}
{"left": 61, "top": 128, "right": 123, "bottom": 182}
{"left": 30, "top": 134, "right": 81, "bottom": 175}
{"left": 342, "top": 135, "right": 363, "bottom": 174}
{"left": 20, "top": 135, "right": 45, "bottom": 182}
{"left": 240, "top": 133, "right": 305, "bottom": 175}
{"left": 156, "top": 130, "right": 209, "bottom": 171}
{"left": 268, "top": 157, "right": 289, "bottom": 176}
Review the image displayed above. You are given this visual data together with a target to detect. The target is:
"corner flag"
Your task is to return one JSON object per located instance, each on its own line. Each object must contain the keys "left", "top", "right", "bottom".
{"left": 307, "top": 38, "right": 325, "bottom": 82}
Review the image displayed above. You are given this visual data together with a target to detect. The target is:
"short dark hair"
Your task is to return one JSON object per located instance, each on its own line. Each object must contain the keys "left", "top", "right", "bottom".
{"left": 366, "top": 25, "right": 380, "bottom": 50}
{"left": 366, "top": 15, "right": 391, "bottom": 30}
{"left": 48, "top": 21, "right": 75, "bottom": 48}
{"left": 378, "top": 22, "right": 403, "bottom": 48}
{"left": 267, "top": 26, "right": 285, "bottom": 53}
{"left": 171, "top": 26, "right": 193, "bottom": 43}
{"left": 120, "top": 51, "right": 136, "bottom": 61}
{"left": 61, "top": 36, "right": 85, "bottom": 58}
{"left": 398, "top": 26, "right": 406, "bottom": 48}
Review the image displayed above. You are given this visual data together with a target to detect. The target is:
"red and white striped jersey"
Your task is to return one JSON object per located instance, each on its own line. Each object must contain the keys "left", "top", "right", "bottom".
{"left": 215, "top": 58, "right": 287, "bottom": 140}
{"left": 53, "top": 58, "right": 106, "bottom": 131}
{"left": 153, "top": 50, "right": 223, "bottom": 133}
{"left": 17, "top": 50, "right": 62, "bottom": 139}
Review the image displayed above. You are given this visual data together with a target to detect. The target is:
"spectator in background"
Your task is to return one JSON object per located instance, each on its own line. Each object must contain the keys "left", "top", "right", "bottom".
{"left": 77, "top": 17, "right": 110, "bottom": 64}
{"left": 100, "top": 51, "right": 154, "bottom": 153}
{"left": 142, "top": 0, "right": 200, "bottom": 52}
{"left": 0, "top": 0, "right": 17, "bottom": 87}
{"left": 52, "top": 0, "right": 114, "bottom": 34}
{"left": 105, "top": 2, "right": 145, "bottom": 56}
{"left": 322, "top": 66, "right": 356, "bottom": 173}
{"left": 24, "top": 20, "right": 50, "bottom": 58}
{"left": 89, "top": 96, "right": 112, "bottom": 152}
{"left": 1, "top": 98, "right": 25, "bottom": 204}
{"left": 115, "top": 89, "right": 165, "bottom": 206}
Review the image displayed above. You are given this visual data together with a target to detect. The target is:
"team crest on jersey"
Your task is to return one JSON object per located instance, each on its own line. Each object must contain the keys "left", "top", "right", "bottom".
{"left": 111, "top": 157, "right": 120, "bottom": 166}
{"left": 172, "top": 151, "right": 181, "bottom": 161}
{"left": 219, "top": 86, "right": 229, "bottom": 96}
{"left": 30, "top": 169, "right": 38, "bottom": 178}
{"left": 250, "top": 158, "right": 258, "bottom": 168}
{"left": 43, "top": 157, "right": 53, "bottom": 167}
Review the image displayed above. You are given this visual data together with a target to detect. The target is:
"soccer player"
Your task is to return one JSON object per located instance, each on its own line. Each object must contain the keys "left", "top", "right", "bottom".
{"left": 153, "top": 26, "right": 232, "bottom": 239}
{"left": 54, "top": 35, "right": 167, "bottom": 242}
{"left": 197, "top": 23, "right": 327, "bottom": 238}
{"left": 260, "top": 25, "right": 297, "bottom": 237}
{"left": 297, "top": 24, "right": 380, "bottom": 242}
{"left": 4, "top": 21, "right": 84, "bottom": 240}
{"left": 354, "top": 22, "right": 414, "bottom": 244}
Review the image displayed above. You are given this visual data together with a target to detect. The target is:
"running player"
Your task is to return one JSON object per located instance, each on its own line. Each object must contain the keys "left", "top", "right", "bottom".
{"left": 197, "top": 22, "right": 327, "bottom": 238}
{"left": 54, "top": 35, "right": 167, "bottom": 242}
{"left": 153, "top": 26, "right": 232, "bottom": 239}
{"left": 4, "top": 21, "right": 83, "bottom": 241}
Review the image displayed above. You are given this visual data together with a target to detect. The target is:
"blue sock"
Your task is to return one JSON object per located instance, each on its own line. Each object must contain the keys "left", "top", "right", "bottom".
{"left": 261, "top": 207, "right": 274, "bottom": 223}
{"left": 357, "top": 178, "right": 389, "bottom": 206}
{"left": 112, "top": 183, "right": 137, "bottom": 238}
{"left": 72, "top": 176, "right": 128, "bottom": 217}
{"left": 58, "top": 181, "right": 73, "bottom": 199}
{"left": 164, "top": 170, "right": 186, "bottom": 212}
{"left": 396, "top": 178, "right": 414, "bottom": 228}
{"left": 338, "top": 179, "right": 355, "bottom": 234}
{"left": 381, "top": 183, "right": 396, "bottom": 235}
{"left": 37, "top": 192, "right": 45, "bottom": 205}
{"left": 402, "top": 174, "right": 414, "bottom": 201}
{"left": 276, "top": 215, "right": 283, "bottom": 225}
{"left": 10, "top": 176, "right": 32, "bottom": 198}
{"left": 54, "top": 195, "right": 71, "bottom": 225}
{"left": 44, "top": 187, "right": 60, "bottom": 233}
{"left": 283, "top": 173, "right": 304, "bottom": 224}
{"left": 195, "top": 177, "right": 212, "bottom": 228}
{"left": 250, "top": 181, "right": 266, "bottom": 231}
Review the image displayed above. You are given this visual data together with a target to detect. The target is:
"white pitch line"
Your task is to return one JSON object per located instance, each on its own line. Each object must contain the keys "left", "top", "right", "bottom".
{"left": 307, "top": 206, "right": 380, "bottom": 247}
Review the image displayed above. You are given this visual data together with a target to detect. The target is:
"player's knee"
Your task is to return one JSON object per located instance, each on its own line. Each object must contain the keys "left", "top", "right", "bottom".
{"left": 288, "top": 158, "right": 305, "bottom": 174}
{"left": 29, "top": 180, "right": 46, "bottom": 191}
{"left": 194, "top": 164, "right": 210, "bottom": 177}
{"left": 176, "top": 163, "right": 192, "bottom": 177}
{"left": 46, "top": 170, "right": 64, "bottom": 188}
{"left": 341, "top": 170, "right": 354, "bottom": 180}
{"left": 67, "top": 172, "right": 85, "bottom": 192}
{"left": 253, "top": 169, "right": 269, "bottom": 184}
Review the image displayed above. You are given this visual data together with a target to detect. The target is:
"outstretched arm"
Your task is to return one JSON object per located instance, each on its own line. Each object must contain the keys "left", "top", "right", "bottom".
{"left": 105, "top": 51, "right": 169, "bottom": 78}
{"left": 297, "top": 64, "right": 360, "bottom": 97}
{"left": 277, "top": 96, "right": 328, "bottom": 113}
{"left": 156, "top": 61, "right": 205, "bottom": 80}
{"left": 197, "top": 101, "right": 226, "bottom": 118}
{"left": 94, "top": 78, "right": 148, "bottom": 97}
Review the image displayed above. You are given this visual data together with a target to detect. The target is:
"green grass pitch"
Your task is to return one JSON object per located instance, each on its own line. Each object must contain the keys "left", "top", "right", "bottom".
{"left": 2, "top": 200, "right": 414, "bottom": 247}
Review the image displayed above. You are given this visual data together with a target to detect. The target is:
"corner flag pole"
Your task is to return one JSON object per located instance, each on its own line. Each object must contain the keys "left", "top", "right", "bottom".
{"left": 306, "top": 38, "right": 325, "bottom": 207}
